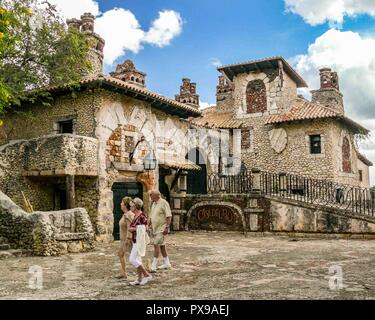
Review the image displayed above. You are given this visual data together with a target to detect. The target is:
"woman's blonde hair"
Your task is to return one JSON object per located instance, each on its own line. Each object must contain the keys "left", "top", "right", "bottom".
{"left": 131, "top": 197, "right": 143, "bottom": 210}
{"left": 121, "top": 196, "right": 132, "bottom": 210}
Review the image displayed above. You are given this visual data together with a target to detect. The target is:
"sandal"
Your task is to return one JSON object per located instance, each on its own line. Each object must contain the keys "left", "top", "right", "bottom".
{"left": 115, "top": 274, "right": 127, "bottom": 279}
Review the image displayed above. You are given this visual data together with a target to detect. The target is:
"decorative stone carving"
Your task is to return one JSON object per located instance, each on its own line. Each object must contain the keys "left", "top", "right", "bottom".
{"left": 269, "top": 128, "right": 287, "bottom": 154}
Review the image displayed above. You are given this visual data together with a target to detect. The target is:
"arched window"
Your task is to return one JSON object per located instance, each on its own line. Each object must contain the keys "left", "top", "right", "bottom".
{"left": 246, "top": 80, "right": 267, "bottom": 114}
{"left": 342, "top": 137, "right": 351, "bottom": 173}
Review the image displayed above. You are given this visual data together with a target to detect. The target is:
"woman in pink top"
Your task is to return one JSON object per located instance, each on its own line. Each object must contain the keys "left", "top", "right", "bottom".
{"left": 128, "top": 197, "right": 152, "bottom": 286}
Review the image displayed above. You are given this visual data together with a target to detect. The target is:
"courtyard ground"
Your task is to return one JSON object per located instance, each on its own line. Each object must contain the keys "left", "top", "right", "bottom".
{"left": 0, "top": 231, "right": 375, "bottom": 300}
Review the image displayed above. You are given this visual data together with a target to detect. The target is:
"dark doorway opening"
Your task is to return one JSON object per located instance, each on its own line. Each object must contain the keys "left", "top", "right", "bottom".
{"left": 53, "top": 188, "right": 67, "bottom": 210}
{"left": 112, "top": 182, "right": 143, "bottom": 241}
{"left": 159, "top": 167, "right": 171, "bottom": 203}
{"left": 186, "top": 148, "right": 207, "bottom": 194}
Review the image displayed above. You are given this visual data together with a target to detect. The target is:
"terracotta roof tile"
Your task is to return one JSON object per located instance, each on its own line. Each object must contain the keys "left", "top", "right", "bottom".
{"left": 266, "top": 99, "right": 369, "bottom": 134}
{"left": 266, "top": 99, "right": 339, "bottom": 124}
{"left": 192, "top": 107, "right": 242, "bottom": 129}
{"left": 161, "top": 159, "right": 201, "bottom": 171}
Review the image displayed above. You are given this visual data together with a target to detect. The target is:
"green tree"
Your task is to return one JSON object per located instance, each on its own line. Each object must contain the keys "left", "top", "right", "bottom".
{"left": 0, "top": 0, "right": 91, "bottom": 119}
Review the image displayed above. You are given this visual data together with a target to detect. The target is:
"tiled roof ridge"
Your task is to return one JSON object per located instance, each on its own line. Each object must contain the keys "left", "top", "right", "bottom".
{"left": 39, "top": 75, "right": 201, "bottom": 116}
{"left": 102, "top": 76, "right": 200, "bottom": 114}
{"left": 218, "top": 55, "right": 283, "bottom": 69}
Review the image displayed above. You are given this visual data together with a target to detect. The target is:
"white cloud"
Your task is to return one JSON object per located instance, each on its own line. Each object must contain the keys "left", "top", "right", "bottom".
{"left": 291, "top": 28, "right": 375, "bottom": 184}
{"left": 43, "top": 1, "right": 183, "bottom": 65}
{"left": 144, "top": 11, "right": 183, "bottom": 47}
{"left": 95, "top": 8, "right": 145, "bottom": 65}
{"left": 210, "top": 58, "right": 222, "bottom": 67}
{"left": 292, "top": 29, "right": 375, "bottom": 120}
{"left": 285, "top": 0, "right": 375, "bottom": 26}
{"left": 46, "top": 0, "right": 100, "bottom": 19}
{"left": 199, "top": 101, "right": 215, "bottom": 110}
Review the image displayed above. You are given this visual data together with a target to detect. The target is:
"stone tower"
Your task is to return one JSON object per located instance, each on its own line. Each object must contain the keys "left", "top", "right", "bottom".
{"left": 110, "top": 60, "right": 146, "bottom": 88}
{"left": 66, "top": 13, "right": 105, "bottom": 78}
{"left": 311, "top": 68, "right": 344, "bottom": 115}
{"left": 216, "top": 74, "right": 234, "bottom": 112}
{"left": 175, "top": 78, "right": 199, "bottom": 108}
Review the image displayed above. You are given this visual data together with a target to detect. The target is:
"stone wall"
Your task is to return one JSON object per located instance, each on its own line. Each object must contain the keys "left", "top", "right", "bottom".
{"left": 180, "top": 193, "right": 375, "bottom": 235}
{"left": 0, "top": 91, "right": 100, "bottom": 145}
{"left": 331, "top": 124, "right": 366, "bottom": 186}
{"left": 238, "top": 115, "right": 366, "bottom": 187}
{"left": 0, "top": 192, "right": 95, "bottom": 256}
{"left": 232, "top": 69, "right": 297, "bottom": 117}
{"left": 0, "top": 134, "right": 99, "bottom": 210}
{"left": 268, "top": 197, "right": 375, "bottom": 234}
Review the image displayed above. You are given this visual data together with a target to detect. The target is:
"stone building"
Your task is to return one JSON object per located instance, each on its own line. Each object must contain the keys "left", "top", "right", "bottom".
{"left": 0, "top": 16, "right": 373, "bottom": 242}
{"left": 201, "top": 56, "right": 372, "bottom": 187}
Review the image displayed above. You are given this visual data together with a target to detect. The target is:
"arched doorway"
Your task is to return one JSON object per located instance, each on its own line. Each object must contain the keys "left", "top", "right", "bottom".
{"left": 186, "top": 148, "right": 207, "bottom": 194}
{"left": 112, "top": 182, "right": 143, "bottom": 240}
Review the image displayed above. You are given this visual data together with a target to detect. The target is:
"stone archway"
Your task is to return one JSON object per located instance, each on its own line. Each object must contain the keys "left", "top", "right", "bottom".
{"left": 186, "top": 201, "right": 246, "bottom": 233}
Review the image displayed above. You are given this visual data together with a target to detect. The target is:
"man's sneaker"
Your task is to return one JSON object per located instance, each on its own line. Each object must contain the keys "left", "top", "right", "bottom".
{"left": 140, "top": 275, "right": 152, "bottom": 285}
{"left": 129, "top": 279, "right": 140, "bottom": 286}
{"left": 158, "top": 263, "right": 172, "bottom": 270}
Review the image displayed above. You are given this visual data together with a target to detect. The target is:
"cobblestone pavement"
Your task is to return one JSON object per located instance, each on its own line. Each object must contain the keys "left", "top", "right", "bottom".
{"left": 1, "top": 231, "right": 375, "bottom": 300}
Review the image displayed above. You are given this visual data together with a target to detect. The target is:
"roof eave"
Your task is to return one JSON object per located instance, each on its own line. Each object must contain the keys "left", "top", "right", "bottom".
{"left": 33, "top": 77, "right": 201, "bottom": 118}
{"left": 218, "top": 56, "right": 308, "bottom": 88}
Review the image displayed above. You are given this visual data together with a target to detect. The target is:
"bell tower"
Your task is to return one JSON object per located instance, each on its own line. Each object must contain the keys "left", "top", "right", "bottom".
{"left": 110, "top": 60, "right": 146, "bottom": 88}
{"left": 175, "top": 78, "right": 200, "bottom": 108}
{"left": 66, "top": 12, "right": 105, "bottom": 78}
{"left": 216, "top": 75, "right": 234, "bottom": 112}
{"left": 311, "top": 68, "right": 344, "bottom": 115}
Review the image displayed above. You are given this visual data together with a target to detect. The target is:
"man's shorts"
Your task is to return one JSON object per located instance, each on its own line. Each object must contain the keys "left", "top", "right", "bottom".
{"left": 152, "top": 232, "right": 167, "bottom": 246}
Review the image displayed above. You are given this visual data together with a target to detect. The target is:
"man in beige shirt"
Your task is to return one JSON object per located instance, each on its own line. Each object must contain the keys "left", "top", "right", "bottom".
{"left": 149, "top": 190, "right": 172, "bottom": 272}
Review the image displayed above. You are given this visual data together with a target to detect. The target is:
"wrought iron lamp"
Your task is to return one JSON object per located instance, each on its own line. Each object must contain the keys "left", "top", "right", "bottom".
{"left": 143, "top": 150, "right": 157, "bottom": 171}
{"left": 129, "top": 135, "right": 157, "bottom": 171}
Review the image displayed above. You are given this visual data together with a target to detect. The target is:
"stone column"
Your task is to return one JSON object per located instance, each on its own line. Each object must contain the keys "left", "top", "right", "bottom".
{"left": 66, "top": 175, "right": 76, "bottom": 209}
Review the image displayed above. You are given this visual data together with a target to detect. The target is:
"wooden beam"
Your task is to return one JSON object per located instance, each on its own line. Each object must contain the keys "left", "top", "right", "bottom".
{"left": 66, "top": 175, "right": 76, "bottom": 209}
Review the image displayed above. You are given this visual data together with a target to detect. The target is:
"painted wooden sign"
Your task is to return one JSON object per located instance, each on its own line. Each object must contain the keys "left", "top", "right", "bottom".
{"left": 196, "top": 206, "right": 235, "bottom": 225}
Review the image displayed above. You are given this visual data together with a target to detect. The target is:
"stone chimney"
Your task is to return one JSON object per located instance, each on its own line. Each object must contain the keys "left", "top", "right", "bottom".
{"left": 66, "top": 13, "right": 105, "bottom": 78}
{"left": 175, "top": 78, "right": 200, "bottom": 108}
{"left": 216, "top": 74, "right": 234, "bottom": 112}
{"left": 311, "top": 68, "right": 344, "bottom": 115}
{"left": 110, "top": 60, "right": 146, "bottom": 87}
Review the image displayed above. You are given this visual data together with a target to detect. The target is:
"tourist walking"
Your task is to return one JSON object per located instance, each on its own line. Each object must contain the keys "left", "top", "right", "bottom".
{"left": 149, "top": 190, "right": 172, "bottom": 272}
{"left": 116, "top": 196, "right": 134, "bottom": 279}
{"left": 128, "top": 197, "right": 152, "bottom": 286}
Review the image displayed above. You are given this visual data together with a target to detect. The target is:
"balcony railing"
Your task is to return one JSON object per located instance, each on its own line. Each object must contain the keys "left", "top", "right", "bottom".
{"left": 207, "top": 171, "right": 253, "bottom": 194}
{"left": 207, "top": 170, "right": 375, "bottom": 217}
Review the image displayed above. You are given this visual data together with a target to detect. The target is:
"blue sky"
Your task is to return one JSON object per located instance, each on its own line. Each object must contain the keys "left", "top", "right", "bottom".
{"left": 93, "top": 0, "right": 374, "bottom": 104}
{"left": 103, "top": 0, "right": 326, "bottom": 103}
{"left": 48, "top": 0, "right": 375, "bottom": 184}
